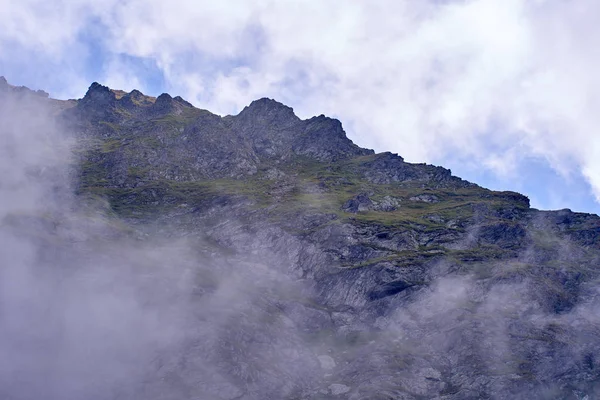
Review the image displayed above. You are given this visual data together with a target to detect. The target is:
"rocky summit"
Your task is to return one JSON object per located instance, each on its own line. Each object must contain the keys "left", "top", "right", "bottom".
{"left": 1, "top": 80, "right": 599, "bottom": 400}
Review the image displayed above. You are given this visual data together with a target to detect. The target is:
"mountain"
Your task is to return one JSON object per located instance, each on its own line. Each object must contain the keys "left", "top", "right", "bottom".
{"left": 1, "top": 78, "right": 599, "bottom": 399}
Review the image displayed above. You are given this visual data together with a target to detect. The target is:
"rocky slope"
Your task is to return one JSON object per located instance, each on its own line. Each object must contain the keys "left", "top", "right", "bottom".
{"left": 1, "top": 79, "right": 599, "bottom": 399}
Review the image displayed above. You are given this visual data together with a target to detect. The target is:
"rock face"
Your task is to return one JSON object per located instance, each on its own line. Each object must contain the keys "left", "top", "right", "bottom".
{"left": 342, "top": 193, "right": 400, "bottom": 213}
{"left": 2, "top": 79, "right": 600, "bottom": 399}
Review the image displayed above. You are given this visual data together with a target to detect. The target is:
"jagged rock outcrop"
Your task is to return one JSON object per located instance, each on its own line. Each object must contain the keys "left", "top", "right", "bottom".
{"left": 0, "top": 76, "right": 49, "bottom": 98}
{"left": 342, "top": 193, "right": 400, "bottom": 213}
{"left": 229, "top": 98, "right": 373, "bottom": 161}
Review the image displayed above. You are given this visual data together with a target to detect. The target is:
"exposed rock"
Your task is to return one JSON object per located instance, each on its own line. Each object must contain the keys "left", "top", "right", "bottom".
{"left": 329, "top": 383, "right": 351, "bottom": 395}
{"left": 318, "top": 355, "right": 336, "bottom": 370}
{"left": 363, "top": 152, "right": 463, "bottom": 186}
{"left": 410, "top": 194, "right": 439, "bottom": 203}
{"left": 374, "top": 195, "right": 400, "bottom": 211}
{"left": 342, "top": 193, "right": 374, "bottom": 213}
{"left": 368, "top": 279, "right": 415, "bottom": 300}
{"left": 263, "top": 168, "right": 286, "bottom": 180}
{"left": 237, "top": 97, "right": 299, "bottom": 130}
{"left": 293, "top": 115, "right": 374, "bottom": 161}
{"left": 342, "top": 193, "right": 400, "bottom": 213}
{"left": 151, "top": 92, "right": 178, "bottom": 115}
{"left": 120, "top": 89, "right": 155, "bottom": 109}
{"left": 81, "top": 81, "right": 117, "bottom": 107}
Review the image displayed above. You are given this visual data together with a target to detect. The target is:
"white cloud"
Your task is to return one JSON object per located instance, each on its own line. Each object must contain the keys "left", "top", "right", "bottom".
{"left": 2, "top": 0, "right": 600, "bottom": 204}
{"left": 101, "top": 57, "right": 148, "bottom": 94}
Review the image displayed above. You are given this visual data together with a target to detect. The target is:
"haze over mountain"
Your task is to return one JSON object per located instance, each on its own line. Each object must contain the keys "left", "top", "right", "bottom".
{"left": 1, "top": 78, "right": 599, "bottom": 399}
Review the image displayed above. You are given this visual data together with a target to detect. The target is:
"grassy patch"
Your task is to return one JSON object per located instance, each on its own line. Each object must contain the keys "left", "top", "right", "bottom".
{"left": 101, "top": 139, "right": 122, "bottom": 153}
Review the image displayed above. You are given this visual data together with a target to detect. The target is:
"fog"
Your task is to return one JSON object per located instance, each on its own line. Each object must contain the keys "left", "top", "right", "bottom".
{"left": 0, "top": 88, "right": 320, "bottom": 399}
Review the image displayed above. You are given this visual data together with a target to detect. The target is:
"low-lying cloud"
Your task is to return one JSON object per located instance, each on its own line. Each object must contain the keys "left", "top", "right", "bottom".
{"left": 0, "top": 90, "right": 322, "bottom": 399}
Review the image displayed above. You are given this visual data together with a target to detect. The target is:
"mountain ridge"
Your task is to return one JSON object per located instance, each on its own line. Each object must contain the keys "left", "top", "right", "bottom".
{"left": 1, "top": 77, "right": 600, "bottom": 399}
{"left": 12, "top": 78, "right": 577, "bottom": 214}
{"left": 35, "top": 81, "right": 487, "bottom": 189}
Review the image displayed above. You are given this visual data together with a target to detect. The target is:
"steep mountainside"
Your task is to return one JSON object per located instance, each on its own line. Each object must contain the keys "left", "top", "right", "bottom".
{"left": 1, "top": 79, "right": 599, "bottom": 400}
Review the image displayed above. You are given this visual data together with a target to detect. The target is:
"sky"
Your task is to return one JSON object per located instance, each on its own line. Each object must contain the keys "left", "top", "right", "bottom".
{"left": 1, "top": 0, "right": 599, "bottom": 214}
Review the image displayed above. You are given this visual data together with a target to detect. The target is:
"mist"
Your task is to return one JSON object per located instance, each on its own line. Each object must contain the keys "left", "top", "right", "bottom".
{"left": 0, "top": 86, "right": 321, "bottom": 399}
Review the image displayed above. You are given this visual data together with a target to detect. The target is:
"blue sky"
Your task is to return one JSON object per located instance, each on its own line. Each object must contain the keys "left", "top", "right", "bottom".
{"left": 1, "top": 0, "right": 600, "bottom": 215}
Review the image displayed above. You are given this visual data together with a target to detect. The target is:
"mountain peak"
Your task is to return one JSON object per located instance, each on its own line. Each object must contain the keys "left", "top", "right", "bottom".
{"left": 121, "top": 89, "right": 156, "bottom": 107}
{"left": 173, "top": 95, "right": 193, "bottom": 107}
{"left": 127, "top": 89, "right": 146, "bottom": 101}
{"left": 152, "top": 93, "right": 174, "bottom": 113}
{"left": 249, "top": 97, "right": 291, "bottom": 108}
{"left": 87, "top": 81, "right": 111, "bottom": 93}
{"left": 0, "top": 77, "right": 50, "bottom": 98}
{"left": 81, "top": 82, "right": 116, "bottom": 105}
{"left": 239, "top": 97, "right": 299, "bottom": 122}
